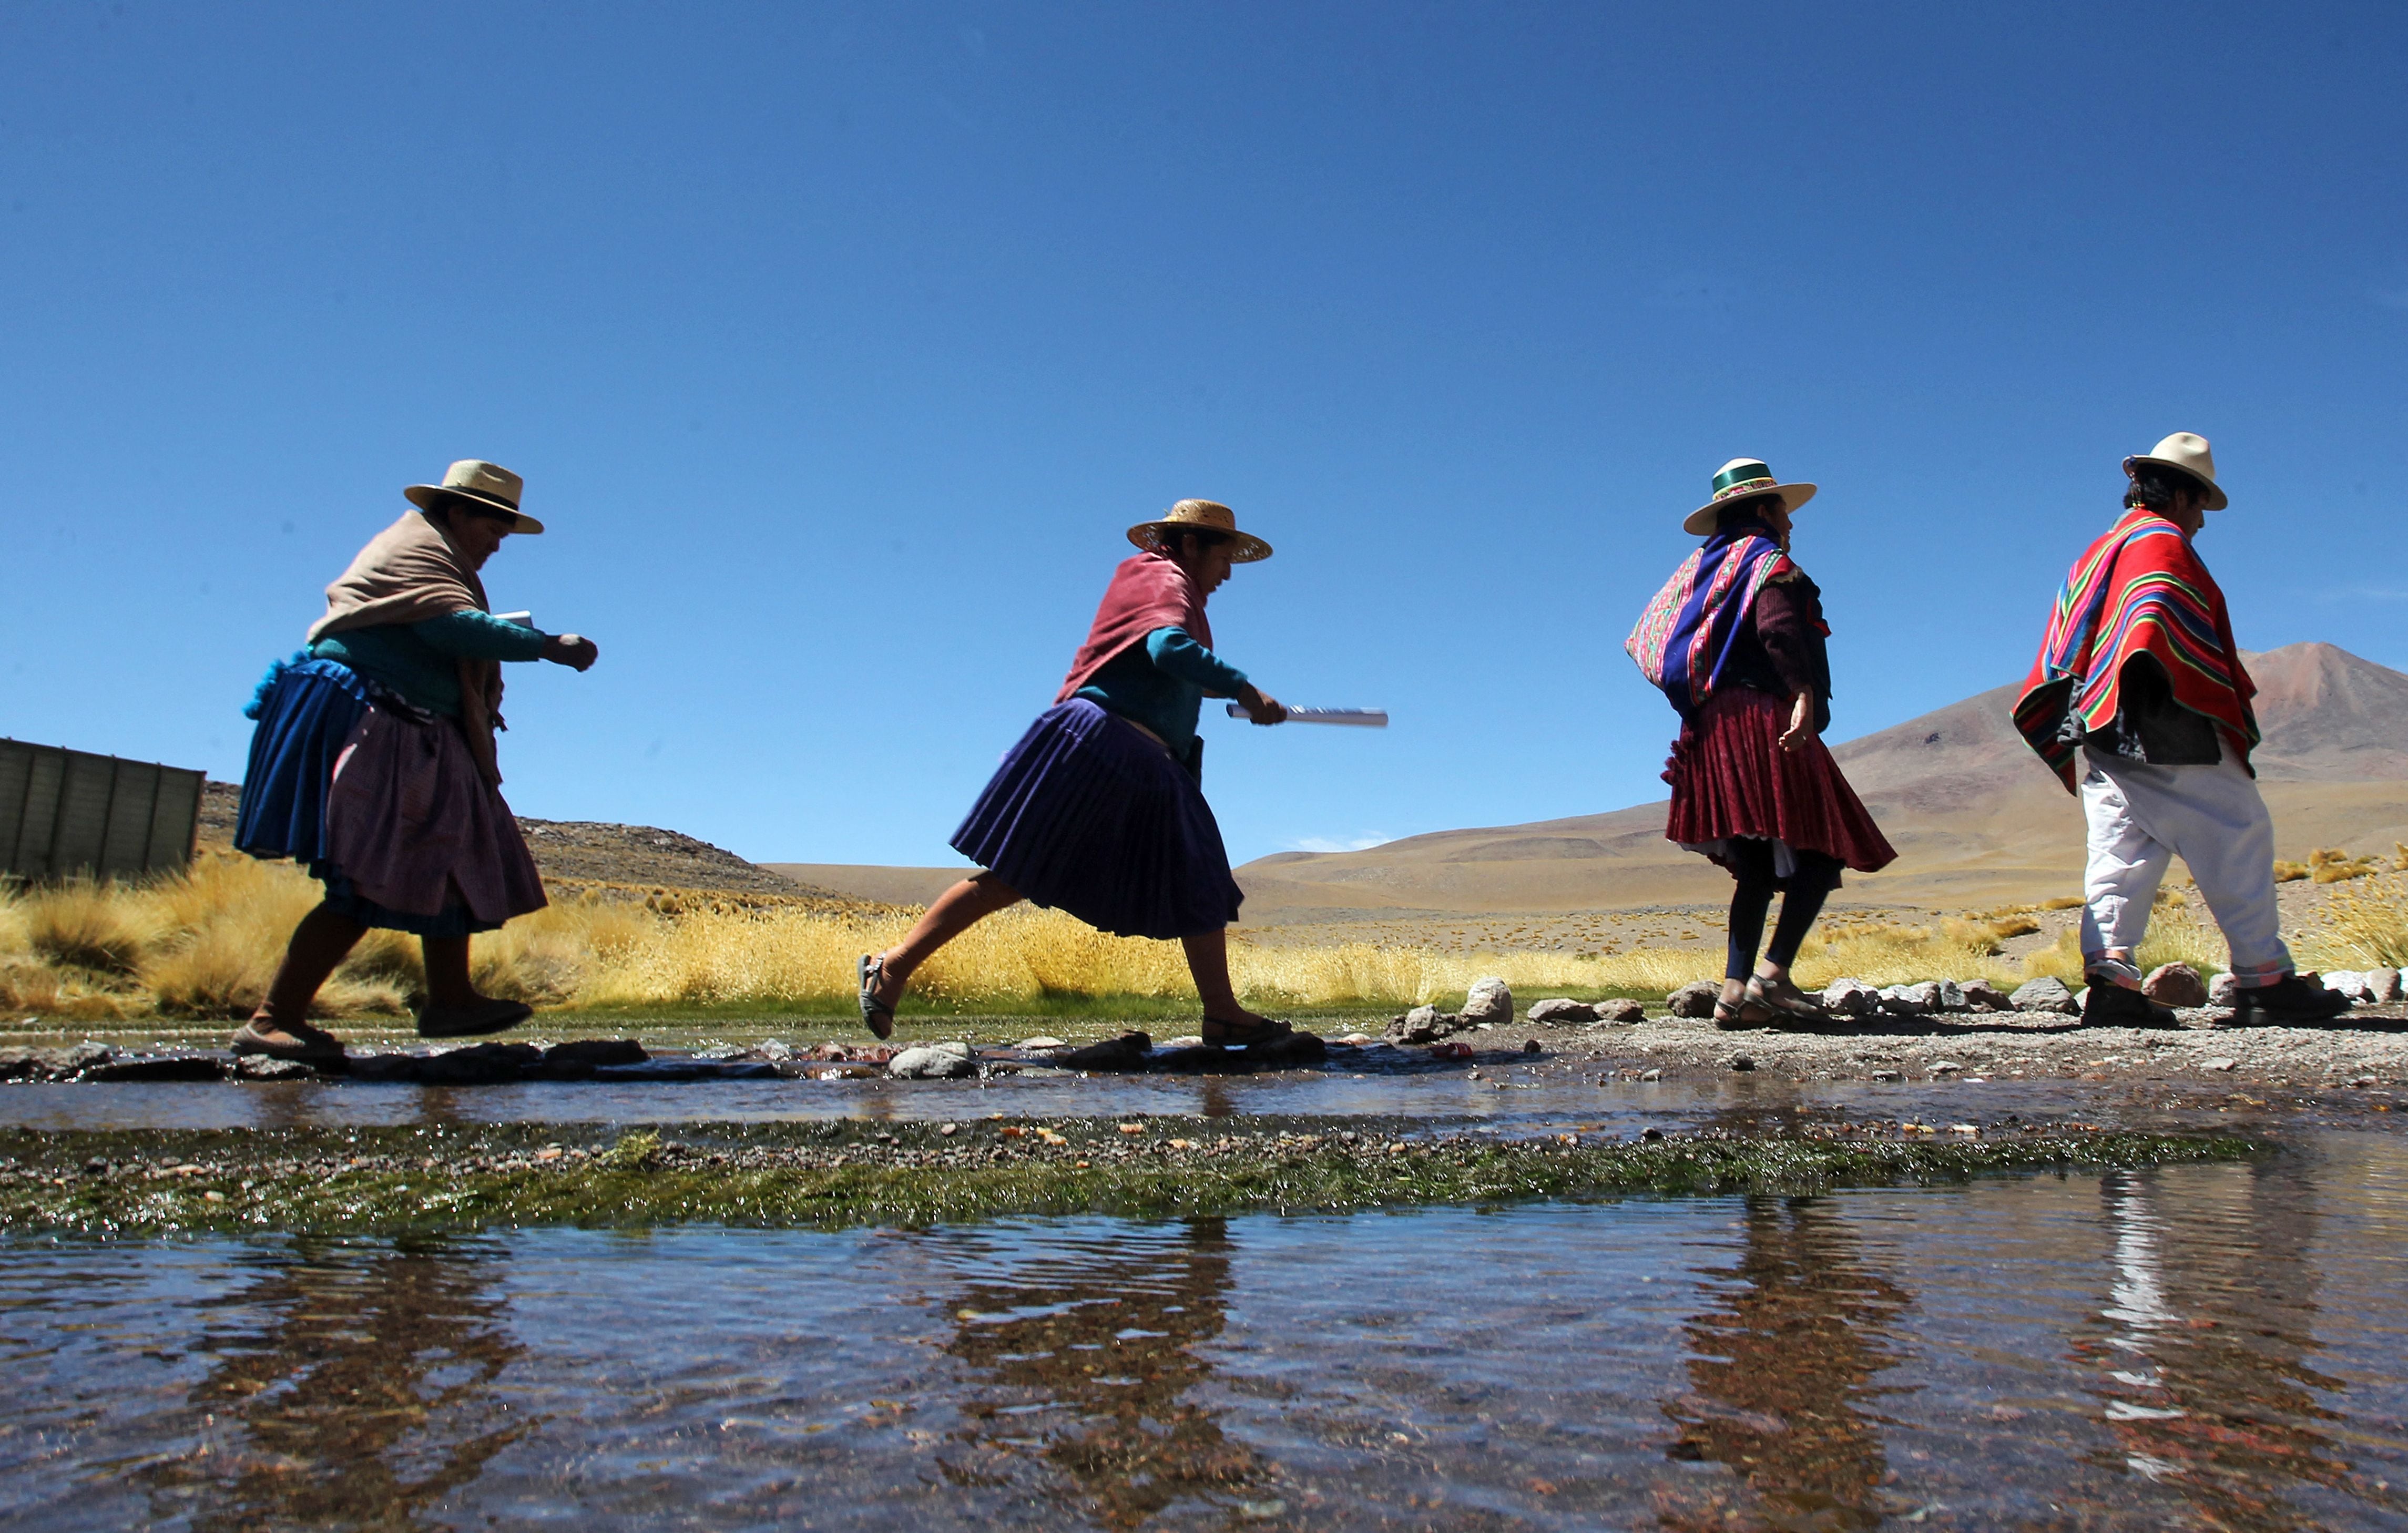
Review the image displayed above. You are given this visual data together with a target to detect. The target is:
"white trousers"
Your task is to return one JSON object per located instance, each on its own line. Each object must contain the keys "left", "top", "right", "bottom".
{"left": 2079, "top": 744, "right": 2292, "bottom": 988}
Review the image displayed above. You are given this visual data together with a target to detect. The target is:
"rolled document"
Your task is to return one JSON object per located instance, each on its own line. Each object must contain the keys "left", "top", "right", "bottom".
{"left": 1225, "top": 704, "right": 1389, "bottom": 728}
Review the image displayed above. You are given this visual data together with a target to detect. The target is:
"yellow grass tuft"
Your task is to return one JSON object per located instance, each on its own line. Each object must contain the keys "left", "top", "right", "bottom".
{"left": 0, "top": 844, "right": 2388, "bottom": 1018}
{"left": 2305, "top": 873, "right": 2408, "bottom": 970}
{"left": 2308, "top": 846, "right": 2381, "bottom": 884}
{"left": 22, "top": 878, "right": 148, "bottom": 975}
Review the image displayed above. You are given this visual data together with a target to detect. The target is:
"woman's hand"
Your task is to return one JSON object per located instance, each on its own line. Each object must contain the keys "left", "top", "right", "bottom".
{"left": 542, "top": 633, "right": 600, "bottom": 672}
{"left": 1237, "top": 685, "right": 1287, "bottom": 725}
{"left": 1779, "top": 689, "right": 1812, "bottom": 752}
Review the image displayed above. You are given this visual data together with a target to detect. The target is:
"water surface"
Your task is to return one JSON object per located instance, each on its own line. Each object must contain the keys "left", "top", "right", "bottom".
{"left": 7, "top": 1132, "right": 2406, "bottom": 1529}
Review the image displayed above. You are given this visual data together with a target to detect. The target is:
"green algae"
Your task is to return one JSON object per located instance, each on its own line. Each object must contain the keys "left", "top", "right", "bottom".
{"left": 0, "top": 1118, "right": 2266, "bottom": 1238}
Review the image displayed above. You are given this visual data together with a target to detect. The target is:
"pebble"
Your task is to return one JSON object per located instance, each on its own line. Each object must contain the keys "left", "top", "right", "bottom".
{"left": 1729, "top": 1056, "right": 1756, "bottom": 1071}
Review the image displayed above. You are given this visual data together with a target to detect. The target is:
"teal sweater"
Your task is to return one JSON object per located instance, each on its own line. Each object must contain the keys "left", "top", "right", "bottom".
{"left": 1074, "top": 626, "right": 1248, "bottom": 761}
{"left": 311, "top": 610, "right": 548, "bottom": 717}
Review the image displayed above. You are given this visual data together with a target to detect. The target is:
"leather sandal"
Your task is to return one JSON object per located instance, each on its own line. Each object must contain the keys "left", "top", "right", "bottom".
{"left": 1712, "top": 996, "right": 1774, "bottom": 1031}
{"left": 417, "top": 998, "right": 534, "bottom": 1039}
{"left": 1201, "top": 1015, "right": 1293, "bottom": 1048}
{"left": 230, "top": 1019, "right": 348, "bottom": 1063}
{"left": 857, "top": 954, "right": 896, "bottom": 1040}
{"left": 1746, "top": 974, "right": 1827, "bottom": 1023}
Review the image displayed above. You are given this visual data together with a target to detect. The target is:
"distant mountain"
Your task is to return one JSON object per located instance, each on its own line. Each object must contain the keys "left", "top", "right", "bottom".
{"left": 1232, "top": 642, "right": 2408, "bottom": 921}
{"left": 2247, "top": 642, "right": 2408, "bottom": 781}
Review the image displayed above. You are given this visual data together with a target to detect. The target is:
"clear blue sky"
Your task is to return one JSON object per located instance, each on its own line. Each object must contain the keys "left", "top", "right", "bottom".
{"left": 5, "top": 3, "right": 2403, "bottom": 867}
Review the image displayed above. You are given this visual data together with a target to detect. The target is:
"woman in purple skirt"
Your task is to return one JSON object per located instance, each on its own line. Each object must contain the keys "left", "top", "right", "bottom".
{"left": 858, "top": 500, "right": 1293, "bottom": 1046}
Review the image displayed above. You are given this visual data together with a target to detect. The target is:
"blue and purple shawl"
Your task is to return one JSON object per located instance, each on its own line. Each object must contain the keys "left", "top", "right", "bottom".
{"left": 1625, "top": 523, "right": 1795, "bottom": 721}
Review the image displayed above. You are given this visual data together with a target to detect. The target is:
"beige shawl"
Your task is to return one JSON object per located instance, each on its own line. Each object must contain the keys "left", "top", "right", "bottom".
{"left": 309, "top": 511, "right": 508, "bottom": 785}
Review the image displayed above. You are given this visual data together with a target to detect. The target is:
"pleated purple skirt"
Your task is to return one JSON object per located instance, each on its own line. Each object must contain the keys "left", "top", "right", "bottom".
{"left": 951, "top": 699, "right": 1243, "bottom": 940}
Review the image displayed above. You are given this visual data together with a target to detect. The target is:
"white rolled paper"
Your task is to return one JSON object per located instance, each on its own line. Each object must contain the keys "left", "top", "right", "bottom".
{"left": 1225, "top": 704, "right": 1389, "bottom": 728}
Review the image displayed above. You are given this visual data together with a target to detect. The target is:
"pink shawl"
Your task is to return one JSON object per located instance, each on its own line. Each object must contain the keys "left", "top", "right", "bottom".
{"left": 1055, "top": 552, "right": 1211, "bottom": 703}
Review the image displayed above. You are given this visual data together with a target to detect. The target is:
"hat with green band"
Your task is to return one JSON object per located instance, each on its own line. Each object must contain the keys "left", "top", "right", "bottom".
{"left": 1685, "top": 457, "right": 1818, "bottom": 535}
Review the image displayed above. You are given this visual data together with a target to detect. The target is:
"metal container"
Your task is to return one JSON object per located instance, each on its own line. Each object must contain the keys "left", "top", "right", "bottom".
{"left": 0, "top": 739, "right": 205, "bottom": 881}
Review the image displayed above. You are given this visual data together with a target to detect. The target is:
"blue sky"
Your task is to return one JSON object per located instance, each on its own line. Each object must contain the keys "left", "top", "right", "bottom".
{"left": 5, "top": 2, "right": 2403, "bottom": 867}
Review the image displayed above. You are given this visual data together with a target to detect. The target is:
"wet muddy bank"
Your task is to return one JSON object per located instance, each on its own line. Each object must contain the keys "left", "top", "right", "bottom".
{"left": 0, "top": 1115, "right": 2260, "bottom": 1235}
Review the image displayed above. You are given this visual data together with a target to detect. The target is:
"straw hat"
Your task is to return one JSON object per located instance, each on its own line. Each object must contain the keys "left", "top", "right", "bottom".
{"left": 1685, "top": 458, "right": 1817, "bottom": 536}
{"left": 2123, "top": 432, "right": 2228, "bottom": 511}
{"left": 1126, "top": 499, "right": 1272, "bottom": 563}
{"left": 405, "top": 459, "right": 546, "bottom": 534}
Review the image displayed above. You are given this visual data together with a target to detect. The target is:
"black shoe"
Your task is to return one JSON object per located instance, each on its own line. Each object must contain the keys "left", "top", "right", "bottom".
{"left": 2081, "top": 980, "right": 2179, "bottom": 1029}
{"left": 2231, "top": 973, "right": 2351, "bottom": 1026}
{"left": 416, "top": 998, "right": 534, "bottom": 1038}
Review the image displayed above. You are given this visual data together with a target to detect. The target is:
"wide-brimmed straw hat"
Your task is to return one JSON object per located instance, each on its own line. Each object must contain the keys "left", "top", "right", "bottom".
{"left": 1126, "top": 498, "right": 1272, "bottom": 563}
{"left": 2123, "top": 432, "right": 2228, "bottom": 512}
{"left": 1685, "top": 457, "right": 1817, "bottom": 536}
{"left": 405, "top": 459, "right": 546, "bottom": 534}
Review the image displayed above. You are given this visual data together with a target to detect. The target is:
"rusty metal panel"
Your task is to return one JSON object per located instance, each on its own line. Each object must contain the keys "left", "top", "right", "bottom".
{"left": 0, "top": 739, "right": 205, "bottom": 881}
{"left": 5, "top": 747, "right": 66, "bottom": 877}
{"left": 0, "top": 744, "right": 27, "bottom": 871}
{"left": 146, "top": 768, "right": 202, "bottom": 868}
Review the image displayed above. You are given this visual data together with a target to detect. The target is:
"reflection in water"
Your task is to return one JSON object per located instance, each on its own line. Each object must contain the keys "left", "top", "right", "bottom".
{"left": 141, "top": 1236, "right": 528, "bottom": 1528}
{"left": 935, "top": 1218, "right": 1269, "bottom": 1527}
{"left": 2079, "top": 1164, "right": 2403, "bottom": 1529}
{"left": 1195, "top": 1078, "right": 1237, "bottom": 1119}
{"left": 1662, "top": 1195, "right": 1912, "bottom": 1531}
{"left": 6, "top": 1138, "right": 2407, "bottom": 1530}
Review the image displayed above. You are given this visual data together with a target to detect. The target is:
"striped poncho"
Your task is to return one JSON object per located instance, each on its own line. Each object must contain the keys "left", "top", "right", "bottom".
{"left": 1626, "top": 527, "right": 1794, "bottom": 720}
{"left": 2012, "top": 508, "right": 2258, "bottom": 792}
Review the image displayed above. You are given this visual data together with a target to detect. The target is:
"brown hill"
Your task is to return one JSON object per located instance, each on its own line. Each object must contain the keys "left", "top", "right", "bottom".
{"left": 1232, "top": 642, "right": 2408, "bottom": 922}
{"left": 762, "top": 863, "right": 972, "bottom": 906}
{"left": 199, "top": 780, "right": 843, "bottom": 900}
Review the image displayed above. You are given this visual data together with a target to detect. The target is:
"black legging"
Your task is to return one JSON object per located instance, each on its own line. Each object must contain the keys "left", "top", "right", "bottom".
{"left": 1724, "top": 840, "right": 1843, "bottom": 981}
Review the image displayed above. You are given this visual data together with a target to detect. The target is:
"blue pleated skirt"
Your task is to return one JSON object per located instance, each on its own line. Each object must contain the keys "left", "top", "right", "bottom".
{"left": 233, "top": 657, "right": 492, "bottom": 937}
{"left": 951, "top": 699, "right": 1243, "bottom": 940}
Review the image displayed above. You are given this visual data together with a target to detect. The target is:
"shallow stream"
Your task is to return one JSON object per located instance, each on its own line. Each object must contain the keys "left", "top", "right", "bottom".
{"left": 6, "top": 1129, "right": 2406, "bottom": 1529}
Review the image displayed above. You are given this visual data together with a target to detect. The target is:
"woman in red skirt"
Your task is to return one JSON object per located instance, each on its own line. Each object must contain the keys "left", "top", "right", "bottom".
{"left": 1626, "top": 458, "right": 1895, "bottom": 1028}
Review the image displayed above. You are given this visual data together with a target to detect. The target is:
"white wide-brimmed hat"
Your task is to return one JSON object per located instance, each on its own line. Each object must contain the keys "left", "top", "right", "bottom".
{"left": 2123, "top": 432, "right": 2228, "bottom": 512}
{"left": 405, "top": 459, "right": 546, "bottom": 534}
{"left": 1685, "top": 457, "right": 1818, "bottom": 536}
{"left": 1126, "top": 498, "right": 1272, "bottom": 563}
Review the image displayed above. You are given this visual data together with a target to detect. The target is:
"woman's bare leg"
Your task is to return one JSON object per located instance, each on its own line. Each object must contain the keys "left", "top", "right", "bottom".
{"left": 870, "top": 873, "right": 1024, "bottom": 1007}
{"left": 253, "top": 902, "right": 366, "bottom": 1033}
{"left": 421, "top": 936, "right": 487, "bottom": 1010}
{"left": 1180, "top": 928, "right": 1284, "bottom": 1034}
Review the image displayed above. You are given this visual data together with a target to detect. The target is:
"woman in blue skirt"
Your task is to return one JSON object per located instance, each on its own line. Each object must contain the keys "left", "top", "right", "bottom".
{"left": 231, "top": 460, "right": 599, "bottom": 1062}
{"left": 858, "top": 500, "right": 1294, "bottom": 1046}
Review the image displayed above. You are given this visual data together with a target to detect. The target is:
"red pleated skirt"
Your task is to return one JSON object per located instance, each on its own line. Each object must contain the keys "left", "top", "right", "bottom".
{"left": 1664, "top": 688, "right": 1896, "bottom": 875}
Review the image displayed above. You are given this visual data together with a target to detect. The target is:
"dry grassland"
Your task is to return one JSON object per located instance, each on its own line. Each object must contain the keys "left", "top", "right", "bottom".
{"left": 6, "top": 849, "right": 2406, "bottom": 1023}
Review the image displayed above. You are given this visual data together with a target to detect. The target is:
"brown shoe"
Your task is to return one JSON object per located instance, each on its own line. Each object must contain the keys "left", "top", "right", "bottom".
{"left": 416, "top": 998, "right": 534, "bottom": 1039}
{"left": 230, "top": 1019, "right": 347, "bottom": 1064}
{"left": 1201, "top": 1015, "right": 1294, "bottom": 1048}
